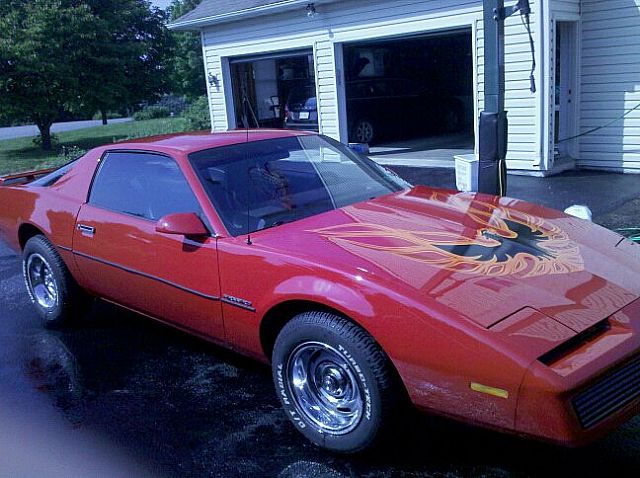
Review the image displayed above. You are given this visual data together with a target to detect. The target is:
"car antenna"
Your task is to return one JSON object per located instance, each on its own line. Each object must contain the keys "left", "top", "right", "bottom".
{"left": 242, "top": 88, "right": 252, "bottom": 245}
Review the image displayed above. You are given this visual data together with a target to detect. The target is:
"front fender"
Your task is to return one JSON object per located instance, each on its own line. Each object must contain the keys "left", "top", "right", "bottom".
{"left": 267, "top": 275, "right": 376, "bottom": 320}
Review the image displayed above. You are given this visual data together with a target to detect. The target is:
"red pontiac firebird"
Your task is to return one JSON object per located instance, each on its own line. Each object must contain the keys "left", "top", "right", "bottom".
{"left": 1, "top": 130, "right": 639, "bottom": 452}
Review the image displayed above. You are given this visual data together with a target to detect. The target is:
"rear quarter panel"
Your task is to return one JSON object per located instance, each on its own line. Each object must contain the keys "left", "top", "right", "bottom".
{"left": 0, "top": 151, "right": 99, "bottom": 272}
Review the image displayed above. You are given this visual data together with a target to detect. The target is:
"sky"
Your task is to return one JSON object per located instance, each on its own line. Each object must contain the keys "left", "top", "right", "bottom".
{"left": 150, "top": 0, "right": 172, "bottom": 10}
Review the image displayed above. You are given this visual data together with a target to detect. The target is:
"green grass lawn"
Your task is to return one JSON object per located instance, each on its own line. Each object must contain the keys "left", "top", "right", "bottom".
{"left": 0, "top": 117, "right": 189, "bottom": 175}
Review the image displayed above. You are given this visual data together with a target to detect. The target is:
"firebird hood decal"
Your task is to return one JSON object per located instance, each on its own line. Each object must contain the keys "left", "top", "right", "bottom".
{"left": 312, "top": 193, "right": 584, "bottom": 278}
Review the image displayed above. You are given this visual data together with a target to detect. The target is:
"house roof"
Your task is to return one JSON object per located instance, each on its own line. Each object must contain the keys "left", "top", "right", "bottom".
{"left": 169, "top": 0, "right": 335, "bottom": 30}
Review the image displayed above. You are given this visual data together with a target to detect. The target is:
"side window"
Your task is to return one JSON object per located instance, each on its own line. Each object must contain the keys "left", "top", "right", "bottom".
{"left": 90, "top": 152, "right": 203, "bottom": 221}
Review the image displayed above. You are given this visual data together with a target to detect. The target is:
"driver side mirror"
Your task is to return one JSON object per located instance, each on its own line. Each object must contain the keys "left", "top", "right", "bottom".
{"left": 156, "top": 212, "right": 209, "bottom": 237}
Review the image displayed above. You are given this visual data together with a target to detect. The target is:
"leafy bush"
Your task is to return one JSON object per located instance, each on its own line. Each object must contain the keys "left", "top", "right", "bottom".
{"left": 155, "top": 95, "right": 188, "bottom": 116}
{"left": 133, "top": 105, "right": 171, "bottom": 121}
{"left": 120, "top": 118, "right": 189, "bottom": 142}
{"left": 57, "top": 145, "right": 87, "bottom": 163}
{"left": 182, "top": 96, "right": 211, "bottom": 131}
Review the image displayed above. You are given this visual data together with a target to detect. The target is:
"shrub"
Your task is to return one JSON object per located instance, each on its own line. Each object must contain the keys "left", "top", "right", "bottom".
{"left": 155, "top": 95, "right": 188, "bottom": 116}
{"left": 133, "top": 105, "right": 171, "bottom": 121}
{"left": 57, "top": 145, "right": 87, "bottom": 163}
{"left": 182, "top": 96, "right": 211, "bottom": 131}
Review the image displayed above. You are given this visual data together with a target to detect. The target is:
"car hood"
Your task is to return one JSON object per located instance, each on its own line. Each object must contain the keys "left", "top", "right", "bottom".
{"left": 265, "top": 186, "right": 640, "bottom": 336}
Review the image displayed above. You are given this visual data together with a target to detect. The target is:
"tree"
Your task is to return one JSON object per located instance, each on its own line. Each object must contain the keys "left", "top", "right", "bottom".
{"left": 167, "top": 0, "right": 206, "bottom": 100}
{"left": 0, "top": 1, "right": 98, "bottom": 149}
{"left": 0, "top": 0, "right": 173, "bottom": 149}
{"left": 80, "top": 0, "right": 173, "bottom": 125}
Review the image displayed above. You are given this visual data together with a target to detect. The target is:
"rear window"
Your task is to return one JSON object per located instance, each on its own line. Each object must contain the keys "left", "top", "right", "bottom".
{"left": 287, "top": 86, "right": 316, "bottom": 107}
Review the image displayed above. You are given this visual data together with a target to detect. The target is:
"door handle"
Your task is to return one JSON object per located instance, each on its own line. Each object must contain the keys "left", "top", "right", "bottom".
{"left": 77, "top": 224, "right": 95, "bottom": 237}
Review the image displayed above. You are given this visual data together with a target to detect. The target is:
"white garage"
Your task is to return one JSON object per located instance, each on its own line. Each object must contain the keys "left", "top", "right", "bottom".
{"left": 170, "top": 0, "right": 640, "bottom": 175}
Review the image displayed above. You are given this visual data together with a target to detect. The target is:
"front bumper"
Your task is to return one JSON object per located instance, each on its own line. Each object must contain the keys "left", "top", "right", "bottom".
{"left": 516, "top": 299, "right": 640, "bottom": 446}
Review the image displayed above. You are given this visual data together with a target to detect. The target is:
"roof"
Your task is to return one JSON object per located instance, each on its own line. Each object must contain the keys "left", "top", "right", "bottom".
{"left": 108, "top": 129, "right": 311, "bottom": 154}
{"left": 169, "top": 0, "right": 336, "bottom": 30}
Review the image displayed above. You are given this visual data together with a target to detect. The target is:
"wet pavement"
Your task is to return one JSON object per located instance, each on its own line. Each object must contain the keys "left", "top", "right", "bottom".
{"left": 1, "top": 169, "right": 640, "bottom": 477}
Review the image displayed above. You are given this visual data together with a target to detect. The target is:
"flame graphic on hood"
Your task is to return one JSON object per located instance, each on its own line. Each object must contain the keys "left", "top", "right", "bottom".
{"left": 312, "top": 193, "right": 584, "bottom": 278}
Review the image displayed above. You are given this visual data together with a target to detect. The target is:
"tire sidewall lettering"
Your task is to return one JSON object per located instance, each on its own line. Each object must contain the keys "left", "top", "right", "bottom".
{"left": 338, "top": 344, "right": 372, "bottom": 421}
{"left": 276, "top": 363, "right": 291, "bottom": 406}
{"left": 277, "top": 363, "right": 306, "bottom": 429}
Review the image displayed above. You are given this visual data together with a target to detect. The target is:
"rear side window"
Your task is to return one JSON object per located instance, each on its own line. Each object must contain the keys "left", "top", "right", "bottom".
{"left": 30, "top": 159, "right": 79, "bottom": 187}
{"left": 89, "top": 152, "right": 202, "bottom": 221}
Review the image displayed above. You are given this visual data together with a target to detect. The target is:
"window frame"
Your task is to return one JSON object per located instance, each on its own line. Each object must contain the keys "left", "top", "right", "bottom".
{"left": 87, "top": 149, "right": 211, "bottom": 231}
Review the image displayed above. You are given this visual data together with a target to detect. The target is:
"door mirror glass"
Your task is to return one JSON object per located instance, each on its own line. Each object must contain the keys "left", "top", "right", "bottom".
{"left": 156, "top": 212, "right": 209, "bottom": 237}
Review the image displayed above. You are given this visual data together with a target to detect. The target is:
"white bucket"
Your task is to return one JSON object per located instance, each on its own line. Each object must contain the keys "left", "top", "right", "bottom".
{"left": 454, "top": 154, "right": 479, "bottom": 192}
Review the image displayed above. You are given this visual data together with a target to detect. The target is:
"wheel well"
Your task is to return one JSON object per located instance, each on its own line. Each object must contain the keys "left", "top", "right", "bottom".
{"left": 18, "top": 224, "right": 45, "bottom": 250}
{"left": 260, "top": 300, "right": 345, "bottom": 360}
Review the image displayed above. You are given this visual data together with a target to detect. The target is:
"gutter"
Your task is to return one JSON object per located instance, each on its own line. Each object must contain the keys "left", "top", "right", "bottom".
{"left": 168, "top": 0, "right": 318, "bottom": 30}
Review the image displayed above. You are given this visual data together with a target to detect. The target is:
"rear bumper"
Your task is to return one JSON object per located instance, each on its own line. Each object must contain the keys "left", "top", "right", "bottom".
{"left": 283, "top": 121, "right": 319, "bottom": 132}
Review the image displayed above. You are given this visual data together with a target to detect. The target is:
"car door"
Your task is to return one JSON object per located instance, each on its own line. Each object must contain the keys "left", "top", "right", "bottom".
{"left": 72, "top": 151, "right": 223, "bottom": 339}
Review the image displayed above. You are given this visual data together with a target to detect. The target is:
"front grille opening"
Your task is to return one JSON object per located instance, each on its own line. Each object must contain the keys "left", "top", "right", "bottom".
{"left": 539, "top": 319, "right": 611, "bottom": 366}
{"left": 572, "top": 355, "right": 640, "bottom": 428}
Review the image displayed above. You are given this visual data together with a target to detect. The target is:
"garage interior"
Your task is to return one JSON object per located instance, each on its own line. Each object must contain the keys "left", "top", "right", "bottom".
{"left": 343, "top": 29, "right": 474, "bottom": 167}
{"left": 228, "top": 29, "right": 474, "bottom": 168}
{"left": 229, "top": 50, "right": 316, "bottom": 129}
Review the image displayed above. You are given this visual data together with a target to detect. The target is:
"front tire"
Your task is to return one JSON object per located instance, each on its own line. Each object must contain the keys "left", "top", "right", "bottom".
{"left": 272, "top": 311, "right": 403, "bottom": 453}
{"left": 23, "top": 235, "right": 88, "bottom": 327}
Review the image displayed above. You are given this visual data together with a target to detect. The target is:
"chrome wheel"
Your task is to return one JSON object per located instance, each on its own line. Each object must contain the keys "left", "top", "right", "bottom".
{"left": 286, "top": 342, "right": 364, "bottom": 435}
{"left": 26, "top": 253, "right": 58, "bottom": 309}
{"left": 354, "top": 120, "right": 374, "bottom": 143}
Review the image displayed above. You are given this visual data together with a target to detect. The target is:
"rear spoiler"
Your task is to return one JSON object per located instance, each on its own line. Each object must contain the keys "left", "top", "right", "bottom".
{"left": 0, "top": 167, "right": 56, "bottom": 186}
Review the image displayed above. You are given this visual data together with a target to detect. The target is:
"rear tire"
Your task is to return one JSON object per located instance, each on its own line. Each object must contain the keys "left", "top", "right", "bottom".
{"left": 23, "top": 235, "right": 88, "bottom": 327}
{"left": 272, "top": 311, "right": 403, "bottom": 453}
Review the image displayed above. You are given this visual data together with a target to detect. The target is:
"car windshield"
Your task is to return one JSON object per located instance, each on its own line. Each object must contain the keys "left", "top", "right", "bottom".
{"left": 189, "top": 134, "right": 410, "bottom": 236}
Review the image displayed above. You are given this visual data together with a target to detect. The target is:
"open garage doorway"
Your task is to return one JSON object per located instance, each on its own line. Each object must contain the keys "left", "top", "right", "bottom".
{"left": 229, "top": 50, "right": 316, "bottom": 129}
{"left": 342, "top": 29, "right": 474, "bottom": 167}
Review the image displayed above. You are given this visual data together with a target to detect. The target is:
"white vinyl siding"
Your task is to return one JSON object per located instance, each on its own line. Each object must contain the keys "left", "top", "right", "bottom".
{"left": 552, "top": 0, "right": 581, "bottom": 18}
{"left": 313, "top": 39, "right": 340, "bottom": 138}
{"left": 578, "top": 0, "right": 640, "bottom": 171}
{"left": 200, "top": 0, "right": 542, "bottom": 169}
